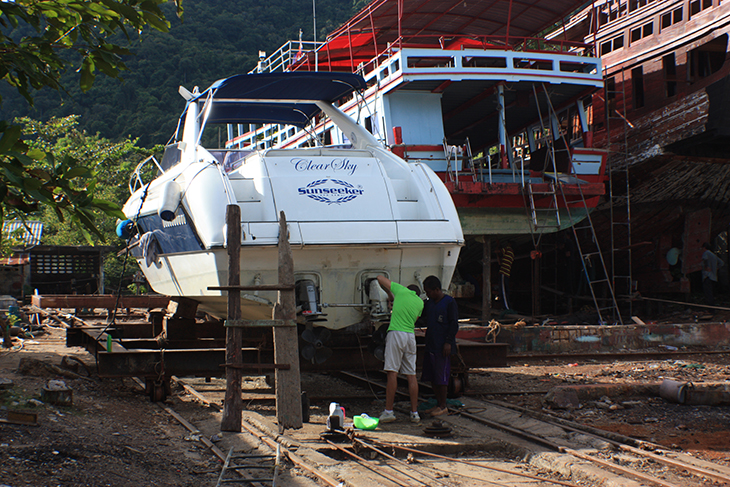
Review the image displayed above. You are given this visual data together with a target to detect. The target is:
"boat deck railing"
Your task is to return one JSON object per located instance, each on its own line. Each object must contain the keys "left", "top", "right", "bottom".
{"left": 251, "top": 36, "right": 600, "bottom": 78}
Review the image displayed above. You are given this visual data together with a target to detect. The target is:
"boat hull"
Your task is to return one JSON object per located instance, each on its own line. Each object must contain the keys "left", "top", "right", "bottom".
{"left": 138, "top": 243, "right": 460, "bottom": 329}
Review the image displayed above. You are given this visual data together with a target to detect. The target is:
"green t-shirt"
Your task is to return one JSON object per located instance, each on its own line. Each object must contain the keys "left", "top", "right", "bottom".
{"left": 388, "top": 282, "right": 424, "bottom": 333}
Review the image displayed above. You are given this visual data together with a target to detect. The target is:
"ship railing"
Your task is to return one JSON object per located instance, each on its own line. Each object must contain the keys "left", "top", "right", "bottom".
{"left": 249, "top": 39, "right": 325, "bottom": 74}
{"left": 129, "top": 155, "right": 165, "bottom": 194}
{"left": 265, "top": 32, "right": 596, "bottom": 78}
{"left": 327, "top": 34, "right": 596, "bottom": 77}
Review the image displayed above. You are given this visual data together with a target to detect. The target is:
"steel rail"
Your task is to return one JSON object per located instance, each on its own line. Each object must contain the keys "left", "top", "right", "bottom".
{"left": 337, "top": 370, "right": 680, "bottom": 487}
{"left": 130, "top": 377, "right": 270, "bottom": 487}
{"left": 240, "top": 421, "right": 343, "bottom": 487}
{"left": 134, "top": 376, "right": 344, "bottom": 487}
{"left": 140, "top": 359, "right": 723, "bottom": 487}
{"left": 453, "top": 405, "right": 683, "bottom": 487}
{"left": 323, "top": 438, "right": 425, "bottom": 486}
{"left": 349, "top": 437, "right": 451, "bottom": 487}
{"left": 486, "top": 399, "right": 730, "bottom": 485}
{"left": 364, "top": 439, "right": 582, "bottom": 487}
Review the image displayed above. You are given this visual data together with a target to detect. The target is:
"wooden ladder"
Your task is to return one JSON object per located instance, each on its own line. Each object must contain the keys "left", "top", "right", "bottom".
{"left": 216, "top": 446, "right": 281, "bottom": 486}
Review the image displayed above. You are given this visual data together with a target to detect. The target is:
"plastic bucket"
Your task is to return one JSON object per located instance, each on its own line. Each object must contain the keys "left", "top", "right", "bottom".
{"left": 353, "top": 415, "right": 379, "bottom": 430}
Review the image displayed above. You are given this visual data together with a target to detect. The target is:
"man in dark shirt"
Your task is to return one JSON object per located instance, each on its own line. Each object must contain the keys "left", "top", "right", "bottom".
{"left": 421, "top": 275, "right": 458, "bottom": 417}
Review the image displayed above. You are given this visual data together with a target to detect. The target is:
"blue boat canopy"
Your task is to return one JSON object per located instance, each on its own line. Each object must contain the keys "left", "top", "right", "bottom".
{"left": 189, "top": 72, "right": 367, "bottom": 127}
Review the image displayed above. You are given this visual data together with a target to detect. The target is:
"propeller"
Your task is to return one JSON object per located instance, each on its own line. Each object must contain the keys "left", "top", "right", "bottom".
{"left": 300, "top": 327, "right": 333, "bottom": 364}
{"left": 367, "top": 325, "right": 387, "bottom": 361}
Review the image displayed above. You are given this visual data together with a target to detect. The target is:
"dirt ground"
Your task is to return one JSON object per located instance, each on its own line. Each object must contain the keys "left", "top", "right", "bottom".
{"left": 2, "top": 323, "right": 730, "bottom": 486}
{"left": 471, "top": 354, "right": 730, "bottom": 466}
{"left": 0, "top": 326, "right": 226, "bottom": 487}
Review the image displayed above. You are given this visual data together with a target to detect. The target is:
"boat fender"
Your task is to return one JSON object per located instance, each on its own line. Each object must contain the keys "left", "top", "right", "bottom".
{"left": 158, "top": 180, "right": 182, "bottom": 221}
{"left": 116, "top": 219, "right": 135, "bottom": 239}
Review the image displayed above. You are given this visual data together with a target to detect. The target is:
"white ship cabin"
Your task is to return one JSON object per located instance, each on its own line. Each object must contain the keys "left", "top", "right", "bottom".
{"left": 225, "top": 23, "right": 605, "bottom": 190}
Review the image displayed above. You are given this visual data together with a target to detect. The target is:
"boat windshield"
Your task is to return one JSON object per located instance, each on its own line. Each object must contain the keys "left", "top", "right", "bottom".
{"left": 159, "top": 143, "right": 183, "bottom": 171}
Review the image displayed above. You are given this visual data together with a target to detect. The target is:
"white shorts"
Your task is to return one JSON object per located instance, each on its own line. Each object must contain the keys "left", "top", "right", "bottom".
{"left": 383, "top": 330, "right": 417, "bottom": 375}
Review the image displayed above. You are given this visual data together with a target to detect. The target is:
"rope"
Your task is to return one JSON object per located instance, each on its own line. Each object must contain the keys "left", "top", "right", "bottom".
{"left": 485, "top": 319, "right": 501, "bottom": 343}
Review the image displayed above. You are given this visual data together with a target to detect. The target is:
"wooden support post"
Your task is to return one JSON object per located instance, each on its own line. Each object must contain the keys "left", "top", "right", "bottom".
{"left": 221, "top": 205, "right": 243, "bottom": 432}
{"left": 2, "top": 316, "right": 11, "bottom": 349}
{"left": 482, "top": 237, "right": 491, "bottom": 322}
{"left": 532, "top": 251, "right": 541, "bottom": 317}
{"left": 273, "top": 211, "right": 303, "bottom": 429}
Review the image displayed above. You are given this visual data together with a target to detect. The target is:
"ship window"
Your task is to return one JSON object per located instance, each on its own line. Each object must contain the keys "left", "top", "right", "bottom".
{"left": 606, "top": 76, "right": 617, "bottom": 115}
{"left": 663, "top": 53, "right": 677, "bottom": 97}
{"left": 513, "top": 58, "right": 553, "bottom": 70}
{"left": 406, "top": 56, "right": 455, "bottom": 68}
{"left": 560, "top": 60, "right": 598, "bottom": 73}
{"left": 661, "top": 7, "right": 683, "bottom": 29}
{"left": 630, "top": 22, "right": 653, "bottom": 43}
{"left": 600, "top": 35, "right": 624, "bottom": 55}
{"left": 688, "top": 34, "right": 727, "bottom": 82}
{"left": 632, "top": 67, "right": 645, "bottom": 109}
{"left": 689, "top": 0, "right": 713, "bottom": 18}
{"left": 464, "top": 56, "right": 507, "bottom": 68}
{"left": 131, "top": 210, "right": 204, "bottom": 256}
{"left": 629, "top": 0, "right": 656, "bottom": 12}
{"left": 160, "top": 143, "right": 182, "bottom": 171}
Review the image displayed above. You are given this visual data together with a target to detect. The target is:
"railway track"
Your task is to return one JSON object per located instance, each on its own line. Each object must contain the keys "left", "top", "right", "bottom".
{"left": 136, "top": 369, "right": 730, "bottom": 487}
{"left": 335, "top": 371, "right": 730, "bottom": 487}
{"left": 155, "top": 375, "right": 584, "bottom": 486}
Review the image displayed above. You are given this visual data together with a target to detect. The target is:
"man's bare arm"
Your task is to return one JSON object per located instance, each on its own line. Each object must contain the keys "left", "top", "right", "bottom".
{"left": 377, "top": 275, "right": 394, "bottom": 301}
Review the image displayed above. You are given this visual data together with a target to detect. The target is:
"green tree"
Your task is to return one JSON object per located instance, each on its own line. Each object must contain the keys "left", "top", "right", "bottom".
{"left": 19, "top": 115, "right": 155, "bottom": 244}
{"left": 0, "top": 0, "right": 182, "bottom": 245}
{"left": 19, "top": 115, "right": 159, "bottom": 291}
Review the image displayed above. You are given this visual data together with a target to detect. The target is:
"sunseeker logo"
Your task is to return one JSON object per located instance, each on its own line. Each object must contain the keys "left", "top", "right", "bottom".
{"left": 298, "top": 178, "right": 364, "bottom": 204}
{"left": 291, "top": 157, "right": 357, "bottom": 176}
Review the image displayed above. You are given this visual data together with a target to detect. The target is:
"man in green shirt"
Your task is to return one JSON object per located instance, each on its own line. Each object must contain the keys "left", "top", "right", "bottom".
{"left": 376, "top": 275, "right": 424, "bottom": 423}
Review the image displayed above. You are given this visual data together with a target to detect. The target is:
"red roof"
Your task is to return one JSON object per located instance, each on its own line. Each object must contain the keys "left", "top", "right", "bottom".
{"left": 310, "top": 0, "right": 590, "bottom": 71}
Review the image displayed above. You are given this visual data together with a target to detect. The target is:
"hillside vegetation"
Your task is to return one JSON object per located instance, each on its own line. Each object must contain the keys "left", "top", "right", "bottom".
{"left": 0, "top": 0, "right": 357, "bottom": 148}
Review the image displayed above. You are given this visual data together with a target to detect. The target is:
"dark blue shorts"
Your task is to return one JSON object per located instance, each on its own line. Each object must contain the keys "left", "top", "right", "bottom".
{"left": 421, "top": 351, "right": 451, "bottom": 386}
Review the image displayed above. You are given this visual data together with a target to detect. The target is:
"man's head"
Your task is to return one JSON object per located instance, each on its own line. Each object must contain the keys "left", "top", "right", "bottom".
{"left": 423, "top": 275, "right": 443, "bottom": 301}
{"left": 703, "top": 242, "right": 711, "bottom": 250}
{"left": 407, "top": 284, "right": 421, "bottom": 296}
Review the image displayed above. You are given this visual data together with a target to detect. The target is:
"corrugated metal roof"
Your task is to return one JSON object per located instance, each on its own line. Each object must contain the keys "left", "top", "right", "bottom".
{"left": 2, "top": 220, "right": 43, "bottom": 246}
{"left": 327, "top": 0, "right": 590, "bottom": 45}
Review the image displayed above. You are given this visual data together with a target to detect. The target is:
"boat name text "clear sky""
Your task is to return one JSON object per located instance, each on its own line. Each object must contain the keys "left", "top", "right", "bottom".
{"left": 290, "top": 158, "right": 357, "bottom": 176}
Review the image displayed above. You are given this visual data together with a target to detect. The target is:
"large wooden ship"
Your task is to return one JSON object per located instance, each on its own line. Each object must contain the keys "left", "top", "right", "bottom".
{"left": 553, "top": 0, "right": 730, "bottom": 295}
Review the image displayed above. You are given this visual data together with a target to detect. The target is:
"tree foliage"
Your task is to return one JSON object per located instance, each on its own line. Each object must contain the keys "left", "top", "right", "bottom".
{"left": 19, "top": 115, "right": 155, "bottom": 245}
{"left": 0, "top": 0, "right": 182, "bottom": 245}
{"left": 2, "top": 0, "right": 358, "bottom": 147}
{"left": 18, "top": 115, "right": 154, "bottom": 290}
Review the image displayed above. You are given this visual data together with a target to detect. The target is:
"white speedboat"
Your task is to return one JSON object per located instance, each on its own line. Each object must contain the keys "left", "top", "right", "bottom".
{"left": 121, "top": 72, "right": 464, "bottom": 335}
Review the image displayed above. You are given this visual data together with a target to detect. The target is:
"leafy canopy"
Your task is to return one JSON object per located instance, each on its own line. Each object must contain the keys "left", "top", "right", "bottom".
{"left": 0, "top": 0, "right": 182, "bottom": 244}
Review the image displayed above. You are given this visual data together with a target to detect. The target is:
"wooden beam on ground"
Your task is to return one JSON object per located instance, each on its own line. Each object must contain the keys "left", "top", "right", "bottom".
{"left": 221, "top": 205, "right": 243, "bottom": 432}
{"left": 31, "top": 294, "right": 170, "bottom": 309}
{"left": 273, "top": 211, "right": 303, "bottom": 429}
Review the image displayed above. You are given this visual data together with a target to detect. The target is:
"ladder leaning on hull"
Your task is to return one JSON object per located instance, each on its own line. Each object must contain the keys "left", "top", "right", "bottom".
{"left": 558, "top": 180, "right": 624, "bottom": 325}
{"left": 526, "top": 82, "right": 623, "bottom": 324}
{"left": 526, "top": 181, "right": 562, "bottom": 238}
